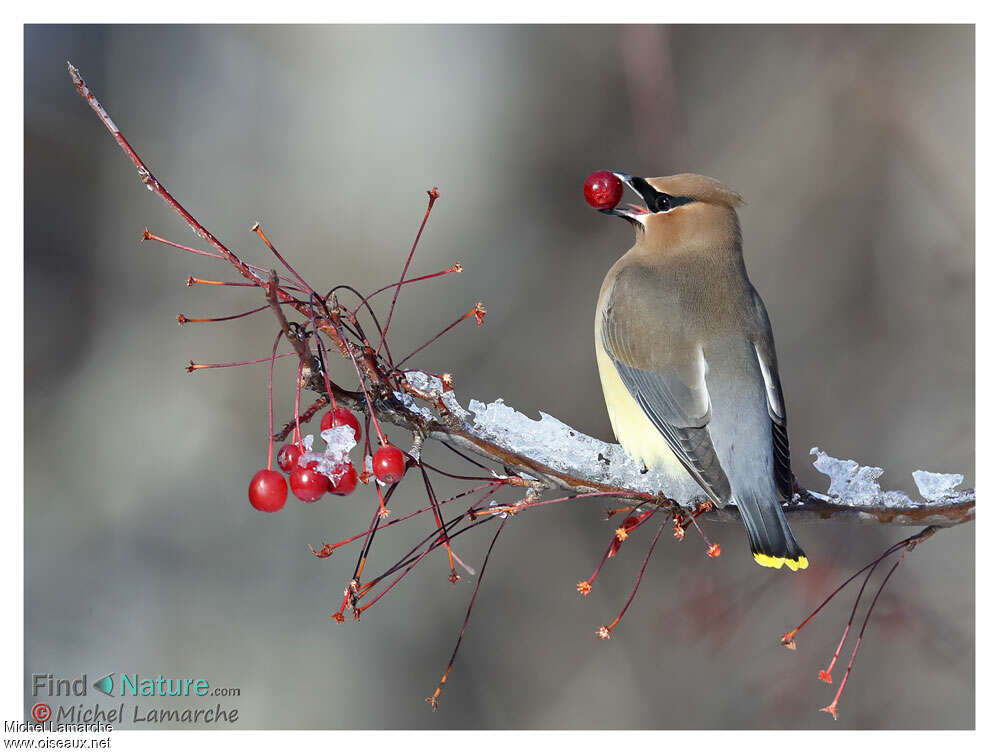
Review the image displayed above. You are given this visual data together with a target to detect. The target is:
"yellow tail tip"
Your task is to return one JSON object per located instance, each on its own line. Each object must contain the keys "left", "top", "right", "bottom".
{"left": 753, "top": 553, "right": 809, "bottom": 571}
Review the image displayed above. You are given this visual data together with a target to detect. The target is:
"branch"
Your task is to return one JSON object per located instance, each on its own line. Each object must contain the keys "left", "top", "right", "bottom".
{"left": 348, "top": 372, "right": 975, "bottom": 528}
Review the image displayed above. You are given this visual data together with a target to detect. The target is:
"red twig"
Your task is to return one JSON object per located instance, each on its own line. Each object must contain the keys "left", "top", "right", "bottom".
{"left": 817, "top": 547, "right": 901, "bottom": 682}
{"left": 187, "top": 276, "right": 257, "bottom": 288}
{"left": 252, "top": 222, "right": 315, "bottom": 298}
{"left": 420, "top": 466, "right": 459, "bottom": 582}
{"left": 780, "top": 538, "right": 912, "bottom": 650}
{"left": 596, "top": 513, "right": 670, "bottom": 639}
{"left": 143, "top": 232, "right": 303, "bottom": 292}
{"left": 309, "top": 483, "right": 497, "bottom": 559}
{"left": 576, "top": 503, "right": 648, "bottom": 597}
{"left": 274, "top": 395, "right": 330, "bottom": 442}
{"left": 821, "top": 550, "right": 908, "bottom": 721}
{"left": 354, "top": 514, "right": 493, "bottom": 614}
{"left": 474, "top": 490, "right": 636, "bottom": 520}
{"left": 265, "top": 331, "right": 281, "bottom": 469}
{"left": 396, "top": 303, "right": 487, "bottom": 369}
{"left": 427, "top": 515, "right": 507, "bottom": 710}
{"left": 177, "top": 304, "right": 271, "bottom": 325}
{"left": 186, "top": 352, "right": 296, "bottom": 371}
{"left": 351, "top": 262, "right": 461, "bottom": 316}
{"left": 377, "top": 188, "right": 440, "bottom": 357}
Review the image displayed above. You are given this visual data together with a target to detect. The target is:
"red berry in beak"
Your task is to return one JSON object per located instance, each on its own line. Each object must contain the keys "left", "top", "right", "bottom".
{"left": 289, "top": 466, "right": 328, "bottom": 502}
{"left": 320, "top": 407, "right": 362, "bottom": 442}
{"left": 276, "top": 443, "right": 303, "bottom": 473}
{"left": 583, "top": 170, "right": 623, "bottom": 210}
{"left": 248, "top": 469, "right": 287, "bottom": 512}
{"left": 372, "top": 445, "right": 407, "bottom": 485}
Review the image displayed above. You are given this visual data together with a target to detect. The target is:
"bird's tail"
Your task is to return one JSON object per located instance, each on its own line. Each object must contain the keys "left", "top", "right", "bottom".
{"left": 733, "top": 495, "right": 808, "bottom": 571}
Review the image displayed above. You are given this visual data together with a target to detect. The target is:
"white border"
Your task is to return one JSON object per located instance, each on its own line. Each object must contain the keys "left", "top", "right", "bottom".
{"left": 5, "top": 5, "right": 992, "bottom": 751}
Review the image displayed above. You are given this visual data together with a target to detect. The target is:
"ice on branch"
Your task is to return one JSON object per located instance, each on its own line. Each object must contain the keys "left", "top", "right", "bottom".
{"left": 403, "top": 370, "right": 470, "bottom": 420}
{"left": 392, "top": 370, "right": 975, "bottom": 525}
{"left": 810, "top": 448, "right": 902, "bottom": 506}
{"left": 301, "top": 425, "right": 357, "bottom": 483}
{"left": 912, "top": 470, "right": 965, "bottom": 501}
{"left": 393, "top": 389, "right": 436, "bottom": 423}
{"left": 395, "top": 372, "right": 971, "bottom": 524}
{"left": 811, "top": 448, "right": 973, "bottom": 509}
{"left": 466, "top": 397, "right": 704, "bottom": 506}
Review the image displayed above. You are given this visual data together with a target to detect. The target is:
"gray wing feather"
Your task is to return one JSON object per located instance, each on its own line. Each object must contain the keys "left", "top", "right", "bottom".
{"left": 599, "top": 274, "right": 732, "bottom": 506}
{"left": 617, "top": 361, "right": 733, "bottom": 506}
{"left": 749, "top": 288, "right": 793, "bottom": 500}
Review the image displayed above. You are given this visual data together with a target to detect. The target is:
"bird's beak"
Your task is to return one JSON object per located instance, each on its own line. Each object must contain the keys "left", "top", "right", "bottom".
{"left": 599, "top": 172, "right": 653, "bottom": 224}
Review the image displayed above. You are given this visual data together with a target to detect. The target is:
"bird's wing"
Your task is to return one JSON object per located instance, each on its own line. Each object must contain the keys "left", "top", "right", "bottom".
{"left": 599, "top": 266, "right": 732, "bottom": 506}
{"left": 747, "top": 285, "right": 793, "bottom": 500}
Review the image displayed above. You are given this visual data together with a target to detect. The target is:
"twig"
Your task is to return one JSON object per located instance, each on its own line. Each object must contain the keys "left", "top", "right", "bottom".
{"left": 426, "top": 515, "right": 507, "bottom": 710}
{"left": 377, "top": 188, "right": 440, "bottom": 357}
{"left": 266, "top": 270, "right": 313, "bottom": 369}
{"left": 69, "top": 62, "right": 352, "bottom": 356}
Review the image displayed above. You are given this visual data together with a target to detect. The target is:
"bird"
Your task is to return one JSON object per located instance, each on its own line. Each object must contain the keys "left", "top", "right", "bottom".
{"left": 590, "top": 171, "right": 807, "bottom": 571}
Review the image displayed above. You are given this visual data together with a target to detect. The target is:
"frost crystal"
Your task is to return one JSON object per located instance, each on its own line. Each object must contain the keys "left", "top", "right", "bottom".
{"left": 322, "top": 425, "right": 357, "bottom": 465}
{"left": 300, "top": 425, "right": 357, "bottom": 484}
{"left": 810, "top": 448, "right": 967, "bottom": 509}
{"left": 912, "top": 470, "right": 964, "bottom": 501}
{"left": 810, "top": 448, "right": 887, "bottom": 505}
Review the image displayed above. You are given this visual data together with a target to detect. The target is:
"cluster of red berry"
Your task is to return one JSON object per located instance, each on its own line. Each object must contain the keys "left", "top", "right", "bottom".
{"left": 247, "top": 407, "right": 407, "bottom": 512}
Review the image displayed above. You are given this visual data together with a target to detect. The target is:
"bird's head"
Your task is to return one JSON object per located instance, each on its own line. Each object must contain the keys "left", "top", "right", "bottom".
{"left": 590, "top": 172, "right": 744, "bottom": 248}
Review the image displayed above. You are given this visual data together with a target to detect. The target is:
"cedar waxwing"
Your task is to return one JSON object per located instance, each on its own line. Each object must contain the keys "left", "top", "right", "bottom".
{"left": 592, "top": 172, "right": 807, "bottom": 571}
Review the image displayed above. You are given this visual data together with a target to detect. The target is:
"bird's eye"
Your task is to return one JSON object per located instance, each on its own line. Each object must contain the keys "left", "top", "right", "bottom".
{"left": 654, "top": 194, "right": 672, "bottom": 212}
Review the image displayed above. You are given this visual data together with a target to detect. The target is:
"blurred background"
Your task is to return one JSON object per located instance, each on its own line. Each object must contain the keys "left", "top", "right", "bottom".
{"left": 24, "top": 25, "right": 973, "bottom": 729}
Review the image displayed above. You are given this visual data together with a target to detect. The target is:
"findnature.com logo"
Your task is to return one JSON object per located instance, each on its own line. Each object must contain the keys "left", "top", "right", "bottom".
{"left": 29, "top": 673, "right": 242, "bottom": 726}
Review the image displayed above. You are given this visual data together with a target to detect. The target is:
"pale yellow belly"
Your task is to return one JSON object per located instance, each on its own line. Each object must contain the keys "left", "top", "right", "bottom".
{"left": 595, "top": 343, "right": 687, "bottom": 478}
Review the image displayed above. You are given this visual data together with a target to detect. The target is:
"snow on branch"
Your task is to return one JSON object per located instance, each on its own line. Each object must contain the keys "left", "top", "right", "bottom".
{"left": 379, "top": 371, "right": 975, "bottom": 528}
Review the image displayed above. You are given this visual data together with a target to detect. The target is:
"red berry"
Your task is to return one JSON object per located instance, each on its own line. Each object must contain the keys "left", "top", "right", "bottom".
{"left": 289, "top": 466, "right": 328, "bottom": 503}
{"left": 276, "top": 443, "right": 303, "bottom": 473}
{"left": 320, "top": 407, "right": 362, "bottom": 442}
{"left": 248, "top": 469, "right": 287, "bottom": 512}
{"left": 583, "top": 170, "right": 623, "bottom": 210}
{"left": 328, "top": 462, "right": 358, "bottom": 496}
{"left": 372, "top": 445, "right": 406, "bottom": 484}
